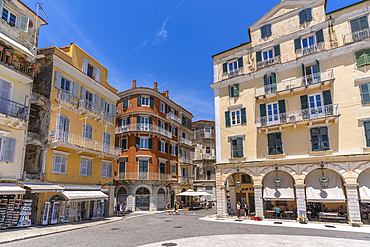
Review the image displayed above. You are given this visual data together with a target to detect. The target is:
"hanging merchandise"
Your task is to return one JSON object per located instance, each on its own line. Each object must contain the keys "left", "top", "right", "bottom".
{"left": 101, "top": 201, "right": 105, "bottom": 217}
{"left": 76, "top": 202, "right": 81, "bottom": 221}
{"left": 17, "top": 199, "right": 32, "bottom": 227}
{"left": 42, "top": 202, "right": 50, "bottom": 225}
{"left": 0, "top": 198, "right": 29, "bottom": 229}
{"left": 50, "top": 202, "right": 59, "bottom": 224}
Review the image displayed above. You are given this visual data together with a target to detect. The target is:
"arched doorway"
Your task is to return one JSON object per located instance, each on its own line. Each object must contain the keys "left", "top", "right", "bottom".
{"left": 116, "top": 187, "right": 127, "bottom": 204}
{"left": 231, "top": 173, "right": 255, "bottom": 215}
{"left": 171, "top": 190, "right": 175, "bottom": 208}
{"left": 136, "top": 187, "right": 150, "bottom": 211}
{"left": 157, "top": 188, "right": 166, "bottom": 210}
{"left": 48, "top": 194, "right": 66, "bottom": 224}
{"left": 358, "top": 168, "right": 370, "bottom": 224}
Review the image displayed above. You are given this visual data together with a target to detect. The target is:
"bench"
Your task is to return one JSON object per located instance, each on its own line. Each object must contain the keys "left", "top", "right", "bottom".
{"left": 318, "top": 212, "right": 347, "bottom": 223}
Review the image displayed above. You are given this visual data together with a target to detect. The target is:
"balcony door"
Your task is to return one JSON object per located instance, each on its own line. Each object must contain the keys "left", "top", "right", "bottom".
{"left": 85, "top": 90, "right": 94, "bottom": 111}
{"left": 0, "top": 79, "right": 12, "bottom": 115}
{"left": 267, "top": 102, "right": 279, "bottom": 125}
{"left": 308, "top": 93, "right": 324, "bottom": 118}
{"left": 138, "top": 160, "right": 149, "bottom": 179}
{"left": 140, "top": 117, "right": 149, "bottom": 131}
{"left": 305, "top": 65, "right": 318, "bottom": 84}
{"left": 56, "top": 115, "right": 70, "bottom": 141}
{"left": 103, "top": 131, "right": 111, "bottom": 153}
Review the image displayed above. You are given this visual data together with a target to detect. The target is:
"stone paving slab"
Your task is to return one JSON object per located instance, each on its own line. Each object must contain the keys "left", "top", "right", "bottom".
{"left": 140, "top": 234, "right": 370, "bottom": 247}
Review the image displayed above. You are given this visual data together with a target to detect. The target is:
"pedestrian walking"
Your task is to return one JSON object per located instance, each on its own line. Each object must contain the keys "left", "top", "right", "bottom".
{"left": 205, "top": 199, "right": 208, "bottom": 211}
{"left": 122, "top": 202, "right": 127, "bottom": 216}
{"left": 174, "top": 202, "right": 179, "bottom": 215}
{"left": 166, "top": 200, "right": 171, "bottom": 214}
{"left": 237, "top": 201, "right": 241, "bottom": 219}
{"left": 244, "top": 202, "right": 249, "bottom": 218}
{"left": 116, "top": 203, "right": 121, "bottom": 216}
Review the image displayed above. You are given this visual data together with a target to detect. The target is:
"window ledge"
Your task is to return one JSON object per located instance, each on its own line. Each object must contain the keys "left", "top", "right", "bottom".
{"left": 266, "top": 153, "right": 286, "bottom": 159}
{"left": 363, "top": 147, "right": 370, "bottom": 153}
{"left": 229, "top": 157, "right": 247, "bottom": 162}
{"left": 309, "top": 150, "right": 333, "bottom": 156}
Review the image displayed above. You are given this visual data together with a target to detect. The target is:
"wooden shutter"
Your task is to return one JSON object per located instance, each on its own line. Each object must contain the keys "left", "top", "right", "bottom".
{"left": 300, "top": 95, "right": 309, "bottom": 109}
{"left": 175, "top": 145, "right": 178, "bottom": 156}
{"left": 323, "top": 90, "right": 332, "bottom": 105}
{"left": 310, "top": 128, "right": 320, "bottom": 151}
{"left": 294, "top": 38, "right": 301, "bottom": 51}
{"left": 234, "top": 84, "right": 239, "bottom": 97}
{"left": 109, "top": 164, "right": 113, "bottom": 178}
{"left": 301, "top": 63, "right": 306, "bottom": 77}
{"left": 271, "top": 72, "right": 276, "bottom": 84}
{"left": 118, "top": 118, "right": 122, "bottom": 127}
{"left": 61, "top": 156, "right": 67, "bottom": 173}
{"left": 263, "top": 74, "right": 268, "bottom": 86}
{"left": 95, "top": 68, "right": 101, "bottom": 82}
{"left": 136, "top": 137, "right": 140, "bottom": 149}
{"left": 275, "top": 133, "right": 283, "bottom": 154}
{"left": 350, "top": 18, "right": 360, "bottom": 32}
{"left": 95, "top": 94, "right": 100, "bottom": 107}
{"left": 165, "top": 104, "right": 168, "bottom": 113}
{"left": 256, "top": 51, "right": 262, "bottom": 62}
{"left": 149, "top": 138, "right": 152, "bottom": 149}
{"left": 127, "top": 117, "right": 130, "bottom": 124}
{"left": 274, "top": 44, "right": 280, "bottom": 57}
{"left": 225, "top": 111, "right": 230, "bottom": 127}
{"left": 82, "top": 58, "right": 88, "bottom": 74}
{"left": 305, "top": 8, "right": 312, "bottom": 21}
{"left": 165, "top": 143, "right": 168, "bottom": 153}
{"left": 175, "top": 127, "right": 177, "bottom": 136}
{"left": 72, "top": 81, "right": 79, "bottom": 98}
{"left": 236, "top": 137, "right": 243, "bottom": 158}
{"left": 150, "top": 96, "right": 154, "bottom": 107}
{"left": 2, "top": 137, "right": 16, "bottom": 162}
{"left": 158, "top": 119, "right": 161, "bottom": 128}
{"left": 149, "top": 117, "right": 153, "bottom": 125}
{"left": 364, "top": 122, "right": 370, "bottom": 147}
{"left": 266, "top": 24, "right": 272, "bottom": 36}
{"left": 260, "top": 104, "right": 266, "bottom": 117}
{"left": 223, "top": 63, "right": 227, "bottom": 73}
{"left": 80, "top": 86, "right": 86, "bottom": 99}
{"left": 316, "top": 60, "right": 321, "bottom": 73}
{"left": 137, "top": 116, "right": 141, "bottom": 130}
{"left": 360, "top": 83, "right": 370, "bottom": 104}
{"left": 320, "top": 127, "right": 330, "bottom": 150}
{"left": 241, "top": 107, "right": 246, "bottom": 124}
{"left": 316, "top": 29, "right": 324, "bottom": 43}
{"left": 87, "top": 161, "right": 92, "bottom": 176}
{"left": 299, "top": 10, "right": 306, "bottom": 24}
{"left": 165, "top": 123, "right": 168, "bottom": 130}
{"left": 261, "top": 25, "right": 266, "bottom": 38}
{"left": 54, "top": 71, "right": 62, "bottom": 88}
{"left": 0, "top": 1, "right": 3, "bottom": 14}
{"left": 278, "top": 100, "right": 286, "bottom": 113}
{"left": 122, "top": 139, "right": 127, "bottom": 150}
{"left": 112, "top": 103, "right": 116, "bottom": 115}
{"left": 19, "top": 15, "right": 29, "bottom": 32}
{"left": 158, "top": 140, "right": 161, "bottom": 150}
{"left": 238, "top": 57, "right": 243, "bottom": 68}
{"left": 356, "top": 50, "right": 367, "bottom": 67}
{"left": 137, "top": 95, "right": 141, "bottom": 106}
{"left": 359, "top": 16, "right": 369, "bottom": 30}
{"left": 267, "top": 133, "right": 274, "bottom": 155}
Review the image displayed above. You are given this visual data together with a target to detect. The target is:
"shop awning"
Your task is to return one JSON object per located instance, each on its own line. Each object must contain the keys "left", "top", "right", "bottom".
{"left": 305, "top": 169, "right": 346, "bottom": 203}
{"left": 19, "top": 182, "right": 64, "bottom": 193}
{"left": 62, "top": 191, "right": 108, "bottom": 201}
{"left": 0, "top": 183, "right": 26, "bottom": 195}
{"left": 263, "top": 171, "right": 295, "bottom": 201}
{"left": 0, "top": 32, "right": 35, "bottom": 58}
{"left": 358, "top": 168, "right": 370, "bottom": 203}
{"left": 176, "top": 189, "right": 211, "bottom": 196}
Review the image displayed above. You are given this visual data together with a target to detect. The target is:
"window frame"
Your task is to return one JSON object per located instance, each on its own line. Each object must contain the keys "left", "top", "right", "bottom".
{"left": 170, "top": 163, "right": 176, "bottom": 176}
{"left": 159, "top": 140, "right": 166, "bottom": 153}
{"left": 360, "top": 82, "right": 370, "bottom": 104}
{"left": 230, "top": 109, "right": 241, "bottom": 126}
{"left": 80, "top": 159, "right": 92, "bottom": 177}
{"left": 230, "top": 136, "right": 244, "bottom": 158}
{"left": 170, "top": 144, "right": 176, "bottom": 156}
{"left": 159, "top": 162, "right": 166, "bottom": 174}
{"left": 119, "top": 160, "right": 126, "bottom": 173}
{"left": 140, "top": 137, "right": 149, "bottom": 149}
{"left": 262, "top": 48, "right": 274, "bottom": 61}
{"left": 87, "top": 63, "right": 95, "bottom": 79}
{"left": 82, "top": 124, "right": 93, "bottom": 141}
{"left": 60, "top": 76, "right": 72, "bottom": 92}
{"left": 241, "top": 174, "right": 252, "bottom": 184}
{"left": 310, "top": 126, "right": 330, "bottom": 152}
{"left": 52, "top": 154, "right": 67, "bottom": 175}
{"left": 138, "top": 159, "right": 149, "bottom": 173}
{"left": 350, "top": 15, "right": 369, "bottom": 33}
{"left": 171, "top": 125, "right": 177, "bottom": 136}
{"left": 160, "top": 102, "right": 166, "bottom": 113}
{"left": 1, "top": 7, "right": 17, "bottom": 27}
{"left": 101, "top": 162, "right": 112, "bottom": 178}
{"left": 120, "top": 137, "right": 128, "bottom": 150}
{"left": 141, "top": 96, "right": 150, "bottom": 107}
{"left": 267, "top": 132, "right": 283, "bottom": 155}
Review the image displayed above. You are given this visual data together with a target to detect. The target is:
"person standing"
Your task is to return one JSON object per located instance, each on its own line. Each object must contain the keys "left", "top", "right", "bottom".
{"left": 205, "top": 199, "right": 208, "bottom": 211}
{"left": 116, "top": 203, "right": 121, "bottom": 217}
{"left": 244, "top": 202, "right": 249, "bottom": 218}
{"left": 122, "top": 202, "right": 127, "bottom": 216}
{"left": 237, "top": 202, "right": 241, "bottom": 219}
{"left": 166, "top": 200, "right": 171, "bottom": 214}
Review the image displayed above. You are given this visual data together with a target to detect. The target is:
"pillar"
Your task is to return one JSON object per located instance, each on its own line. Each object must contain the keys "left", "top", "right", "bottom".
{"left": 106, "top": 186, "right": 115, "bottom": 217}
{"left": 229, "top": 185, "right": 236, "bottom": 214}
{"left": 150, "top": 193, "right": 156, "bottom": 211}
{"left": 253, "top": 184, "right": 264, "bottom": 219}
{"left": 216, "top": 184, "right": 227, "bottom": 217}
{"left": 295, "top": 184, "right": 306, "bottom": 221}
{"left": 345, "top": 183, "right": 363, "bottom": 226}
{"left": 127, "top": 195, "right": 134, "bottom": 211}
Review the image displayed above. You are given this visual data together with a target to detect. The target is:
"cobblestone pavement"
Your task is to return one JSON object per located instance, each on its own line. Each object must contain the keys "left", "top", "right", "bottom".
{"left": 1, "top": 208, "right": 370, "bottom": 247}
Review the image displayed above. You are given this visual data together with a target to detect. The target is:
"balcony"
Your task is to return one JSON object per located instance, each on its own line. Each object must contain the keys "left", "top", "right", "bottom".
{"left": 179, "top": 156, "right": 193, "bottom": 164}
{"left": 0, "top": 97, "right": 28, "bottom": 121}
{"left": 193, "top": 129, "right": 215, "bottom": 139}
{"left": 179, "top": 137, "right": 192, "bottom": 146}
{"left": 57, "top": 89, "right": 75, "bottom": 108}
{"left": 115, "top": 124, "right": 172, "bottom": 138}
{"left": 78, "top": 99, "right": 100, "bottom": 116}
{"left": 166, "top": 112, "right": 181, "bottom": 124}
{"left": 256, "top": 103, "right": 340, "bottom": 128}
{"left": 178, "top": 176, "right": 191, "bottom": 183}
{"left": 344, "top": 28, "right": 370, "bottom": 45}
{"left": 49, "top": 130, "right": 120, "bottom": 156}
{"left": 0, "top": 49, "right": 34, "bottom": 79}
{"left": 295, "top": 42, "right": 325, "bottom": 58}
{"left": 257, "top": 55, "right": 281, "bottom": 70}
{"left": 118, "top": 172, "right": 172, "bottom": 181}
{"left": 202, "top": 154, "right": 215, "bottom": 160}
{"left": 255, "top": 70, "right": 334, "bottom": 98}
{"left": 222, "top": 67, "right": 244, "bottom": 80}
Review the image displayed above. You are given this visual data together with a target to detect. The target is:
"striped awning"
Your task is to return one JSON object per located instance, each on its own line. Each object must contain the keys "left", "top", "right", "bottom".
{"left": 19, "top": 182, "right": 64, "bottom": 193}
{"left": 0, "top": 183, "right": 26, "bottom": 195}
{"left": 62, "top": 191, "right": 108, "bottom": 201}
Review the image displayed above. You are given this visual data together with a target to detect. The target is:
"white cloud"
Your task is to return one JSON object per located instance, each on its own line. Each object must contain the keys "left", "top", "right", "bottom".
{"left": 128, "top": 38, "right": 149, "bottom": 57}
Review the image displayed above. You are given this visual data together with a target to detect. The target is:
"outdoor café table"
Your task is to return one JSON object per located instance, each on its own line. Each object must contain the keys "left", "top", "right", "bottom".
{"left": 266, "top": 210, "right": 275, "bottom": 219}
{"left": 284, "top": 211, "right": 293, "bottom": 220}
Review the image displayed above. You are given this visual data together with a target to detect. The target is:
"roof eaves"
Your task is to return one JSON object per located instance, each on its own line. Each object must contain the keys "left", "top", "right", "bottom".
{"left": 326, "top": 0, "right": 369, "bottom": 15}
{"left": 212, "top": 41, "right": 251, "bottom": 59}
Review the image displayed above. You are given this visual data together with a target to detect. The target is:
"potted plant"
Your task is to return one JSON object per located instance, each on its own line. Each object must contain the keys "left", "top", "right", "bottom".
{"left": 12, "top": 53, "right": 18, "bottom": 60}
{"left": 19, "top": 57, "right": 25, "bottom": 63}
{"left": 0, "top": 45, "right": 4, "bottom": 52}
{"left": 5, "top": 49, "right": 11, "bottom": 56}
{"left": 31, "top": 64, "right": 35, "bottom": 69}
{"left": 8, "top": 22, "right": 14, "bottom": 27}
{"left": 25, "top": 61, "right": 30, "bottom": 66}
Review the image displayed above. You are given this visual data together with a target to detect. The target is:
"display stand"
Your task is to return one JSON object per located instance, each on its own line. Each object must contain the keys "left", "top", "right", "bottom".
{"left": 42, "top": 202, "right": 50, "bottom": 225}
{"left": 17, "top": 199, "right": 32, "bottom": 227}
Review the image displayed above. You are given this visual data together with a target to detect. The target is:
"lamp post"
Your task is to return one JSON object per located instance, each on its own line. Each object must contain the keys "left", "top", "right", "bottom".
{"left": 274, "top": 164, "right": 282, "bottom": 188}
{"left": 319, "top": 162, "right": 329, "bottom": 189}
{"left": 236, "top": 167, "right": 241, "bottom": 189}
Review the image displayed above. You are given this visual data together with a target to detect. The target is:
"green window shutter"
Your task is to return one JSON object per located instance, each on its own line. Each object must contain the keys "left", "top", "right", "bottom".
{"left": 323, "top": 90, "right": 332, "bottom": 105}
{"left": 300, "top": 95, "right": 309, "bottom": 109}
{"left": 121, "top": 139, "right": 127, "bottom": 150}
{"left": 301, "top": 63, "right": 306, "bottom": 76}
{"left": 266, "top": 24, "right": 272, "bottom": 36}
{"left": 271, "top": 72, "right": 276, "bottom": 84}
{"left": 149, "top": 117, "right": 153, "bottom": 130}
{"left": 175, "top": 127, "right": 177, "bottom": 136}
{"left": 234, "top": 84, "right": 239, "bottom": 97}
{"left": 169, "top": 125, "right": 172, "bottom": 132}
{"left": 236, "top": 137, "right": 243, "bottom": 158}
{"left": 316, "top": 60, "right": 321, "bottom": 73}
{"left": 158, "top": 119, "right": 161, "bottom": 128}
{"left": 299, "top": 10, "right": 306, "bottom": 24}
{"left": 360, "top": 16, "right": 369, "bottom": 30}
{"left": 260, "top": 104, "right": 266, "bottom": 117}
{"left": 165, "top": 123, "right": 168, "bottom": 130}
{"left": 175, "top": 145, "right": 178, "bottom": 156}
{"left": 275, "top": 133, "right": 283, "bottom": 154}
{"left": 149, "top": 138, "right": 153, "bottom": 149}
{"left": 136, "top": 116, "right": 141, "bottom": 130}
{"left": 238, "top": 57, "right": 243, "bottom": 68}
{"left": 261, "top": 25, "right": 266, "bottom": 38}
{"left": 310, "top": 128, "right": 320, "bottom": 151}
{"left": 150, "top": 96, "right": 154, "bottom": 107}
{"left": 294, "top": 38, "right": 301, "bottom": 51}
{"left": 165, "top": 143, "right": 168, "bottom": 153}
{"left": 225, "top": 111, "right": 231, "bottom": 127}
{"left": 158, "top": 140, "right": 161, "bottom": 150}
{"left": 256, "top": 51, "right": 262, "bottom": 62}
{"left": 364, "top": 122, "right": 370, "bottom": 147}
{"left": 228, "top": 85, "right": 231, "bottom": 97}
{"left": 241, "top": 107, "right": 246, "bottom": 124}
{"left": 223, "top": 63, "right": 227, "bottom": 73}
{"left": 356, "top": 50, "right": 366, "bottom": 67}
{"left": 305, "top": 8, "right": 312, "bottom": 21}
{"left": 137, "top": 95, "right": 142, "bottom": 106}
{"left": 316, "top": 29, "right": 324, "bottom": 43}
{"left": 170, "top": 144, "right": 172, "bottom": 154}
{"left": 351, "top": 18, "right": 360, "bottom": 32}
{"left": 136, "top": 137, "right": 140, "bottom": 149}
{"left": 278, "top": 100, "right": 286, "bottom": 113}
{"left": 365, "top": 49, "right": 370, "bottom": 66}
{"left": 360, "top": 83, "right": 370, "bottom": 104}
{"left": 263, "top": 74, "right": 268, "bottom": 86}
{"left": 127, "top": 117, "right": 130, "bottom": 124}
{"left": 165, "top": 104, "right": 168, "bottom": 113}
{"left": 274, "top": 44, "right": 280, "bottom": 57}
{"left": 320, "top": 127, "right": 330, "bottom": 150}
{"left": 267, "top": 133, "right": 275, "bottom": 155}
{"left": 119, "top": 161, "right": 126, "bottom": 173}
{"left": 118, "top": 119, "right": 122, "bottom": 127}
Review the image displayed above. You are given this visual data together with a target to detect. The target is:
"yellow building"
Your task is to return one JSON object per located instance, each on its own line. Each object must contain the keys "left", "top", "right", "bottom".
{"left": 211, "top": 0, "right": 370, "bottom": 226}
{"left": 27, "top": 43, "right": 120, "bottom": 225}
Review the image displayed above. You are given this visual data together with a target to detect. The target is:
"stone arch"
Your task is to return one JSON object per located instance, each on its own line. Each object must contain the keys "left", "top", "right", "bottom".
{"left": 132, "top": 184, "right": 153, "bottom": 195}
{"left": 301, "top": 162, "right": 347, "bottom": 180}
{"left": 156, "top": 186, "right": 166, "bottom": 194}
{"left": 115, "top": 185, "right": 129, "bottom": 196}
{"left": 259, "top": 165, "right": 297, "bottom": 179}
{"left": 221, "top": 167, "right": 256, "bottom": 185}
{"left": 47, "top": 193, "right": 66, "bottom": 202}
{"left": 353, "top": 161, "right": 370, "bottom": 180}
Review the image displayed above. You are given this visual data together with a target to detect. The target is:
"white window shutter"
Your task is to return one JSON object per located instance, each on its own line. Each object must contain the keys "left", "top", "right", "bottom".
{"left": 80, "top": 86, "right": 86, "bottom": 99}
{"left": 54, "top": 71, "right": 62, "bottom": 88}
{"left": 88, "top": 161, "right": 92, "bottom": 176}
{"left": 95, "top": 68, "right": 101, "bottom": 82}
{"left": 112, "top": 103, "right": 116, "bottom": 115}
{"left": 101, "top": 98, "right": 106, "bottom": 111}
{"left": 61, "top": 156, "right": 67, "bottom": 173}
{"left": 2, "top": 137, "right": 16, "bottom": 162}
{"left": 0, "top": 1, "right": 3, "bottom": 15}
{"left": 19, "top": 15, "right": 29, "bottom": 32}
{"left": 94, "top": 94, "right": 100, "bottom": 107}
{"left": 109, "top": 164, "right": 113, "bottom": 178}
{"left": 82, "top": 58, "right": 88, "bottom": 74}
{"left": 73, "top": 81, "right": 79, "bottom": 98}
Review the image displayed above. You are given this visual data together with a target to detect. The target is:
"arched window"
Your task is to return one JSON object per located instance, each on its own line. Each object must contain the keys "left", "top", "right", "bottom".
{"left": 158, "top": 188, "right": 165, "bottom": 194}
{"left": 136, "top": 187, "right": 150, "bottom": 195}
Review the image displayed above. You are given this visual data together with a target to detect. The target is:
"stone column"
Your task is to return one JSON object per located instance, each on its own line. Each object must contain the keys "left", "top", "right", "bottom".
{"left": 127, "top": 195, "right": 134, "bottom": 212}
{"left": 345, "top": 183, "right": 363, "bottom": 226}
{"left": 106, "top": 186, "right": 115, "bottom": 217}
{"left": 295, "top": 184, "right": 306, "bottom": 221}
{"left": 229, "top": 185, "right": 236, "bottom": 214}
{"left": 150, "top": 193, "right": 156, "bottom": 211}
{"left": 216, "top": 184, "right": 227, "bottom": 217}
{"left": 253, "top": 184, "right": 264, "bottom": 219}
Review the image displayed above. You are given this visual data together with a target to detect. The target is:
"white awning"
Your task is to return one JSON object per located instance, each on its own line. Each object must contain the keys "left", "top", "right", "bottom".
{"left": 306, "top": 169, "right": 346, "bottom": 203}
{"left": 176, "top": 189, "right": 211, "bottom": 196}
{"left": 358, "top": 168, "right": 370, "bottom": 203}
{"left": 263, "top": 171, "right": 295, "bottom": 201}
{"left": 0, "top": 183, "right": 26, "bottom": 195}
{"left": 19, "top": 182, "right": 64, "bottom": 193}
{"left": 0, "top": 32, "right": 34, "bottom": 58}
{"left": 63, "top": 191, "right": 108, "bottom": 201}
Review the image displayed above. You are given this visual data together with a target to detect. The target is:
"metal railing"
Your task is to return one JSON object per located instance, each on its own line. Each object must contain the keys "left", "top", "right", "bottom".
{"left": 193, "top": 129, "right": 215, "bottom": 139}
{"left": 0, "top": 97, "right": 28, "bottom": 120}
{"left": 179, "top": 137, "right": 192, "bottom": 146}
{"left": 179, "top": 176, "right": 190, "bottom": 183}
{"left": 202, "top": 154, "right": 215, "bottom": 160}
{"left": 222, "top": 67, "right": 244, "bottom": 80}
{"left": 78, "top": 99, "right": 100, "bottom": 115}
{"left": 344, "top": 28, "right": 370, "bottom": 45}
{"left": 179, "top": 156, "right": 193, "bottom": 164}
{"left": 118, "top": 172, "right": 172, "bottom": 181}
{"left": 295, "top": 42, "right": 325, "bottom": 58}
{"left": 115, "top": 124, "right": 172, "bottom": 138}
{"left": 257, "top": 55, "right": 281, "bottom": 70}
{"left": 0, "top": 50, "right": 34, "bottom": 77}
{"left": 256, "top": 103, "right": 340, "bottom": 128}
{"left": 58, "top": 89, "right": 75, "bottom": 105}
{"left": 49, "top": 130, "right": 120, "bottom": 156}
{"left": 166, "top": 112, "right": 181, "bottom": 124}
{"left": 101, "top": 110, "right": 115, "bottom": 124}
{"left": 255, "top": 70, "right": 334, "bottom": 97}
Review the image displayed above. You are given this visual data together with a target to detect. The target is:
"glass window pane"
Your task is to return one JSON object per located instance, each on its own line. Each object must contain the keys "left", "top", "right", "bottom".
{"left": 263, "top": 52, "right": 268, "bottom": 60}
{"left": 302, "top": 38, "right": 308, "bottom": 48}
{"left": 309, "top": 36, "right": 314, "bottom": 46}
{"left": 2, "top": 9, "right": 8, "bottom": 22}
{"left": 268, "top": 50, "right": 273, "bottom": 58}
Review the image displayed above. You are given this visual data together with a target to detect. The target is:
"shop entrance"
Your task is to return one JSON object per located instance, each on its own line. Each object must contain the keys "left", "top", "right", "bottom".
{"left": 171, "top": 191, "right": 175, "bottom": 208}
{"left": 116, "top": 187, "right": 127, "bottom": 205}
{"left": 48, "top": 194, "right": 65, "bottom": 225}
{"left": 157, "top": 188, "right": 166, "bottom": 210}
{"left": 136, "top": 187, "right": 150, "bottom": 211}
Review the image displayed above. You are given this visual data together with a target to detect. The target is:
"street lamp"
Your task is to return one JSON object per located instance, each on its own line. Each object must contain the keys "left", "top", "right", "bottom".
{"left": 319, "top": 162, "right": 329, "bottom": 189}
{"left": 236, "top": 167, "right": 241, "bottom": 188}
{"left": 274, "top": 164, "right": 282, "bottom": 188}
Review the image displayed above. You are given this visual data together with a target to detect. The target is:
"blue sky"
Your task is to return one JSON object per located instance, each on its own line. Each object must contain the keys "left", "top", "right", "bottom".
{"left": 22, "top": 0, "right": 358, "bottom": 121}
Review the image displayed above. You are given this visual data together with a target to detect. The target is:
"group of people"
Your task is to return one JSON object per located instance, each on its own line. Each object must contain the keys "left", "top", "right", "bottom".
{"left": 115, "top": 202, "right": 127, "bottom": 216}
{"left": 236, "top": 201, "right": 250, "bottom": 219}
{"left": 166, "top": 200, "right": 181, "bottom": 215}
{"left": 273, "top": 204, "right": 295, "bottom": 218}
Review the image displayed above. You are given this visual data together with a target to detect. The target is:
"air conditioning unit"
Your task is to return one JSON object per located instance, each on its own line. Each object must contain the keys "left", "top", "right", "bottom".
{"left": 289, "top": 114, "right": 299, "bottom": 122}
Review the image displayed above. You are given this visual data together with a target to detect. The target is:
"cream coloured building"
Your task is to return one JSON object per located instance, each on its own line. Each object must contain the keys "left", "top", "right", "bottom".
{"left": 211, "top": 0, "right": 370, "bottom": 226}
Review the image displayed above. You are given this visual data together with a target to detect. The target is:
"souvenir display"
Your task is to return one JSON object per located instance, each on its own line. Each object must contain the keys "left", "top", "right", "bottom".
{"left": 50, "top": 202, "right": 59, "bottom": 224}
{"left": 42, "top": 202, "right": 50, "bottom": 225}
{"left": 0, "top": 199, "right": 31, "bottom": 230}
{"left": 17, "top": 199, "right": 32, "bottom": 227}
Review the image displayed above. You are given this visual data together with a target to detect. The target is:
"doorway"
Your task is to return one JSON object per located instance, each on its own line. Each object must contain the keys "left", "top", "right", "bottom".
{"left": 135, "top": 187, "right": 150, "bottom": 211}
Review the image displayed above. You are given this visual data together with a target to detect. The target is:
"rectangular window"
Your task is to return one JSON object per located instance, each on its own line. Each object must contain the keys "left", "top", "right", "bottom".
{"left": 103, "top": 131, "right": 111, "bottom": 153}
{"left": 52, "top": 155, "right": 67, "bottom": 174}
{"left": 263, "top": 49, "right": 273, "bottom": 61}
{"left": 120, "top": 138, "right": 127, "bottom": 150}
{"left": 2, "top": 8, "right": 16, "bottom": 27}
{"left": 61, "top": 77, "right": 71, "bottom": 92}
{"left": 241, "top": 174, "right": 252, "bottom": 184}
{"left": 299, "top": 8, "right": 312, "bottom": 24}
{"left": 229, "top": 84, "right": 239, "bottom": 97}
{"left": 231, "top": 109, "right": 241, "bottom": 126}
{"left": 140, "top": 138, "right": 149, "bottom": 149}
{"left": 356, "top": 49, "right": 370, "bottom": 68}
{"left": 101, "top": 163, "right": 112, "bottom": 178}
{"left": 2, "top": 137, "right": 16, "bottom": 162}
{"left": 141, "top": 96, "right": 150, "bottom": 106}
{"left": 139, "top": 160, "right": 149, "bottom": 172}
{"left": 160, "top": 162, "right": 166, "bottom": 174}
{"left": 261, "top": 24, "right": 272, "bottom": 38}
{"left": 160, "top": 102, "right": 165, "bottom": 113}
{"left": 301, "top": 36, "right": 315, "bottom": 48}
{"left": 87, "top": 64, "right": 94, "bottom": 78}
{"left": 206, "top": 167, "right": 211, "bottom": 180}
{"left": 361, "top": 83, "right": 370, "bottom": 104}
{"left": 182, "top": 167, "right": 188, "bottom": 178}
{"left": 119, "top": 161, "right": 126, "bottom": 173}
{"left": 82, "top": 124, "right": 93, "bottom": 141}
{"left": 170, "top": 144, "right": 176, "bottom": 155}
{"left": 266, "top": 102, "right": 279, "bottom": 125}
{"left": 267, "top": 132, "right": 283, "bottom": 155}
{"left": 231, "top": 137, "right": 243, "bottom": 158}
{"left": 80, "top": 159, "right": 92, "bottom": 177}
{"left": 159, "top": 140, "right": 166, "bottom": 153}
{"left": 310, "top": 127, "right": 330, "bottom": 151}
{"left": 350, "top": 16, "right": 369, "bottom": 33}
{"left": 171, "top": 163, "right": 176, "bottom": 175}
{"left": 171, "top": 126, "right": 177, "bottom": 136}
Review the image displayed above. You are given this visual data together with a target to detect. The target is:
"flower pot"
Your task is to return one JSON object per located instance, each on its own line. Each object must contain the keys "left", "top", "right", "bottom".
{"left": 5, "top": 50, "right": 11, "bottom": 56}
{"left": 33, "top": 68, "right": 38, "bottom": 72}
{"left": 19, "top": 58, "right": 25, "bottom": 63}
{"left": 12, "top": 54, "right": 17, "bottom": 59}
{"left": 0, "top": 46, "right": 4, "bottom": 52}
{"left": 25, "top": 61, "right": 30, "bottom": 66}
{"left": 31, "top": 64, "right": 35, "bottom": 69}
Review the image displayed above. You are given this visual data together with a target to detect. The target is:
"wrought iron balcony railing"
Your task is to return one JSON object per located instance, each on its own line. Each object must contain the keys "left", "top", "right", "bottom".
{"left": 115, "top": 124, "right": 172, "bottom": 138}
{"left": 118, "top": 172, "right": 172, "bottom": 181}
{"left": 0, "top": 50, "right": 34, "bottom": 78}
{"left": 58, "top": 89, "right": 75, "bottom": 106}
{"left": 295, "top": 42, "right": 325, "bottom": 58}
{"left": 0, "top": 97, "right": 28, "bottom": 120}
{"left": 78, "top": 99, "right": 100, "bottom": 115}
{"left": 166, "top": 112, "right": 181, "bottom": 124}
{"left": 257, "top": 55, "right": 281, "bottom": 70}
{"left": 179, "top": 156, "right": 193, "bottom": 164}
{"left": 222, "top": 67, "right": 244, "bottom": 80}
{"left": 256, "top": 103, "right": 340, "bottom": 128}
{"left": 179, "top": 137, "right": 192, "bottom": 146}
{"left": 344, "top": 28, "right": 370, "bottom": 45}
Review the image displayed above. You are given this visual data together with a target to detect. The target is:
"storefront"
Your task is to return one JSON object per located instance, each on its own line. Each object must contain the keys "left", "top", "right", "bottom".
{"left": 358, "top": 168, "right": 370, "bottom": 224}
{"left": 157, "top": 188, "right": 166, "bottom": 210}
{"left": 135, "top": 187, "right": 150, "bottom": 211}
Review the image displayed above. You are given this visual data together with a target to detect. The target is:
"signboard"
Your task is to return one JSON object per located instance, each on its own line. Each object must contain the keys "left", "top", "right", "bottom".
{"left": 42, "top": 202, "right": 50, "bottom": 225}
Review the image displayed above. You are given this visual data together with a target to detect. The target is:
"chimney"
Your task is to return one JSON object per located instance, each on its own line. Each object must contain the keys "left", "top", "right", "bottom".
{"left": 132, "top": 80, "right": 136, "bottom": 89}
{"left": 154, "top": 82, "right": 158, "bottom": 91}
{"left": 165, "top": 90, "right": 169, "bottom": 98}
